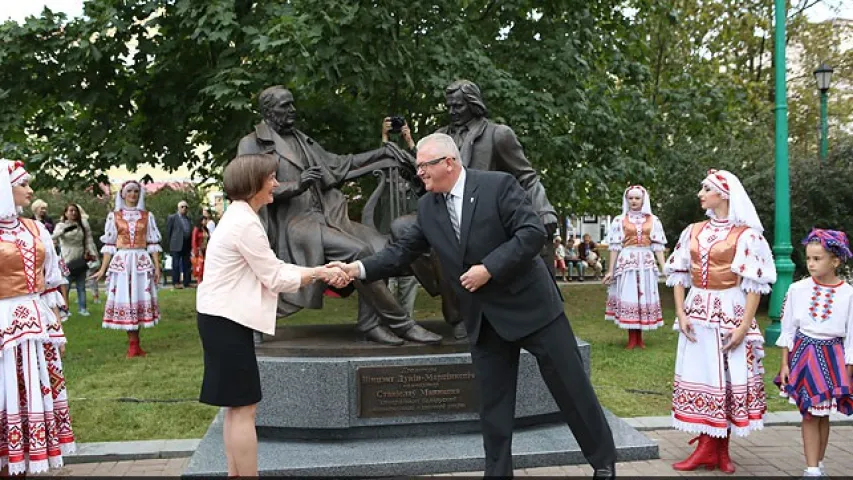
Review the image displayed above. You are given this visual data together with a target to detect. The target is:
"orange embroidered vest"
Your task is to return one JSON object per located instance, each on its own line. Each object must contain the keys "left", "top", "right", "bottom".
{"left": 689, "top": 221, "right": 747, "bottom": 290}
{"left": 115, "top": 211, "right": 149, "bottom": 249}
{"left": 622, "top": 215, "right": 653, "bottom": 247}
{"left": 0, "top": 218, "right": 46, "bottom": 300}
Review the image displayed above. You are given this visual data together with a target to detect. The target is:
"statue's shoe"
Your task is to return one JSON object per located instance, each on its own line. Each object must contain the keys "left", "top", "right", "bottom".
{"left": 363, "top": 325, "right": 404, "bottom": 346}
{"left": 397, "top": 324, "right": 442, "bottom": 344}
{"left": 452, "top": 322, "right": 467, "bottom": 340}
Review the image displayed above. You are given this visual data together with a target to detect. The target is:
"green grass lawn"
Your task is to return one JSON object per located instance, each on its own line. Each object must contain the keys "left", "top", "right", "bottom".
{"left": 61, "top": 282, "right": 793, "bottom": 442}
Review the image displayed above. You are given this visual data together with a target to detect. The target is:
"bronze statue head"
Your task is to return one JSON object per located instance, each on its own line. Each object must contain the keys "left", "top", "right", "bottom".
{"left": 259, "top": 85, "right": 297, "bottom": 134}
{"left": 445, "top": 80, "right": 487, "bottom": 127}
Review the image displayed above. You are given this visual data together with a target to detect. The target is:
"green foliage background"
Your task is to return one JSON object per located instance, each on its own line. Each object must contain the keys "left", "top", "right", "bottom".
{"left": 1, "top": 0, "right": 852, "bottom": 270}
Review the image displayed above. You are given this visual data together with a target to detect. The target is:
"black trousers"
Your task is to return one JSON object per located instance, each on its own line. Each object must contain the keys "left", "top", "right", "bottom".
{"left": 470, "top": 313, "right": 616, "bottom": 477}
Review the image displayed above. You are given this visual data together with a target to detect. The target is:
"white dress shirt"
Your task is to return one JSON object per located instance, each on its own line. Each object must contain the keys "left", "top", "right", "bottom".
{"left": 197, "top": 200, "right": 309, "bottom": 334}
{"left": 445, "top": 167, "right": 467, "bottom": 229}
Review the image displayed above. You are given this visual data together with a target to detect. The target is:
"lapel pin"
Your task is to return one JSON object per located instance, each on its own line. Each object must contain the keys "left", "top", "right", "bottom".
{"left": 469, "top": 197, "right": 474, "bottom": 203}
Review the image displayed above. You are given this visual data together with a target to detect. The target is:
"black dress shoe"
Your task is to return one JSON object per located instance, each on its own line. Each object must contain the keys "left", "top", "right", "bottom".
{"left": 397, "top": 324, "right": 442, "bottom": 344}
{"left": 452, "top": 322, "right": 467, "bottom": 340}
{"left": 363, "top": 326, "right": 404, "bottom": 346}
{"left": 592, "top": 463, "right": 615, "bottom": 480}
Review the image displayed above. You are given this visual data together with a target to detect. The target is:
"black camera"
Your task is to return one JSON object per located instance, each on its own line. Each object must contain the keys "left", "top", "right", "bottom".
{"left": 389, "top": 116, "right": 406, "bottom": 134}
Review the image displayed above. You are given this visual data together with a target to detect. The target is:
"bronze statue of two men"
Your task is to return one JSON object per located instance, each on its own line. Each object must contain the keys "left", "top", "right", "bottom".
{"left": 237, "top": 81, "right": 557, "bottom": 345}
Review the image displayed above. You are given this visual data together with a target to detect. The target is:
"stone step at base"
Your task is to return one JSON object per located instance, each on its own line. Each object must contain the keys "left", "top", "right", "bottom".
{"left": 183, "top": 409, "right": 658, "bottom": 477}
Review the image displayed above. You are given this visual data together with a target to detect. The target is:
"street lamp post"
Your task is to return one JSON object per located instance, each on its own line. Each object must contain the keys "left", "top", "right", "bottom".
{"left": 765, "top": 0, "right": 793, "bottom": 346}
{"left": 814, "top": 63, "right": 834, "bottom": 163}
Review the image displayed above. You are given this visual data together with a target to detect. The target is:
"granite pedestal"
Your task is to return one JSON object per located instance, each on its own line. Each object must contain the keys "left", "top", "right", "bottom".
{"left": 184, "top": 320, "right": 658, "bottom": 476}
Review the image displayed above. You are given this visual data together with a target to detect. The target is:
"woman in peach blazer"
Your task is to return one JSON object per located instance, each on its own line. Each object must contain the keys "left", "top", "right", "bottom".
{"left": 196, "top": 154, "right": 349, "bottom": 477}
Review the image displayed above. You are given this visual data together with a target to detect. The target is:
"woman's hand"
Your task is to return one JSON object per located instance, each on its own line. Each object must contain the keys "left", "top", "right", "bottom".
{"left": 153, "top": 267, "right": 161, "bottom": 285}
{"left": 602, "top": 272, "right": 613, "bottom": 285}
{"left": 88, "top": 268, "right": 106, "bottom": 282}
{"left": 722, "top": 327, "right": 748, "bottom": 352}
{"left": 314, "top": 266, "right": 351, "bottom": 288}
{"left": 677, "top": 312, "right": 696, "bottom": 342}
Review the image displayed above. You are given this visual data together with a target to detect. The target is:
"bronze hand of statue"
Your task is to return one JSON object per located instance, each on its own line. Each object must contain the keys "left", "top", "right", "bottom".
{"left": 542, "top": 212, "right": 559, "bottom": 230}
{"left": 300, "top": 166, "right": 323, "bottom": 191}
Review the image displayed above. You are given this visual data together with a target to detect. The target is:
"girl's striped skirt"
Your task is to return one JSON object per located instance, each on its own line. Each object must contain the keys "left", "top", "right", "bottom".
{"left": 774, "top": 331, "right": 853, "bottom": 418}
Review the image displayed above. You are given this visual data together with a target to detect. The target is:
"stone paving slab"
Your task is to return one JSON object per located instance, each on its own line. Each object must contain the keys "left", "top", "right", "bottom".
{"left": 62, "top": 438, "right": 200, "bottom": 464}
{"left": 48, "top": 425, "right": 853, "bottom": 477}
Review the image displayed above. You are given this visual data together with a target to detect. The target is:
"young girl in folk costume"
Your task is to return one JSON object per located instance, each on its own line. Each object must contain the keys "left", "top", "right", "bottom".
{"left": 774, "top": 229, "right": 853, "bottom": 477}
{"left": 603, "top": 185, "right": 667, "bottom": 349}
{"left": 0, "top": 160, "right": 75, "bottom": 474}
{"left": 664, "top": 169, "right": 776, "bottom": 474}
{"left": 91, "top": 180, "right": 163, "bottom": 358}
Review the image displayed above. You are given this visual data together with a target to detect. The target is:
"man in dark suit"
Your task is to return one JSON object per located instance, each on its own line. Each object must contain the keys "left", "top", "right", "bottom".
{"left": 333, "top": 133, "right": 616, "bottom": 478}
{"left": 165, "top": 200, "right": 193, "bottom": 288}
{"left": 391, "top": 80, "right": 559, "bottom": 340}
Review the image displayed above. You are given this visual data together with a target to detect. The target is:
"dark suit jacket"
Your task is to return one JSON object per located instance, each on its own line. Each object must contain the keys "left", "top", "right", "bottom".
{"left": 165, "top": 213, "right": 191, "bottom": 252}
{"left": 361, "top": 169, "right": 564, "bottom": 344}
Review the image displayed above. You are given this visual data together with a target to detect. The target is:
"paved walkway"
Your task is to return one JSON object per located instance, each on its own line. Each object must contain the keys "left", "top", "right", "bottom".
{"left": 47, "top": 425, "right": 853, "bottom": 477}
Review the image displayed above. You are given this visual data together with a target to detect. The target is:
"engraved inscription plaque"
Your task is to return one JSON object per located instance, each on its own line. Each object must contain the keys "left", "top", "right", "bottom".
{"left": 357, "top": 364, "right": 479, "bottom": 418}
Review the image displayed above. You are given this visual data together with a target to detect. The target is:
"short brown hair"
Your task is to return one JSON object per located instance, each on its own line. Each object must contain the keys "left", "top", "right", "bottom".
{"left": 223, "top": 154, "right": 278, "bottom": 201}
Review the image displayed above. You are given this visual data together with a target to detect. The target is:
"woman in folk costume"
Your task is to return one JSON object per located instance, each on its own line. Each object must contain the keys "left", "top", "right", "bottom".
{"left": 603, "top": 185, "right": 667, "bottom": 349}
{"left": 0, "top": 160, "right": 75, "bottom": 475}
{"left": 91, "top": 180, "right": 162, "bottom": 358}
{"left": 663, "top": 169, "right": 776, "bottom": 474}
{"left": 774, "top": 229, "right": 853, "bottom": 477}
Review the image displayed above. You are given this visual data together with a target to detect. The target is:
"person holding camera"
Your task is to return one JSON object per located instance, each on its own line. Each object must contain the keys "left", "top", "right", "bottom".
{"left": 53, "top": 203, "right": 99, "bottom": 316}
{"left": 382, "top": 116, "right": 416, "bottom": 152}
{"left": 380, "top": 116, "right": 420, "bottom": 317}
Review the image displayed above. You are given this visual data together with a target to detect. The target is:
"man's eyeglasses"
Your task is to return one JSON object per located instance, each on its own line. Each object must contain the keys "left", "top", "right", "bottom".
{"left": 415, "top": 156, "right": 448, "bottom": 172}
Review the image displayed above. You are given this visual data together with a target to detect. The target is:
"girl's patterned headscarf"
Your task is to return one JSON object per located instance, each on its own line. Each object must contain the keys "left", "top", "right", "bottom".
{"left": 802, "top": 228, "right": 852, "bottom": 262}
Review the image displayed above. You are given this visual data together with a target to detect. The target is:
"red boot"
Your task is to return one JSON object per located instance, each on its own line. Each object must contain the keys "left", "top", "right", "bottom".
{"left": 672, "top": 434, "right": 718, "bottom": 471}
{"left": 636, "top": 330, "right": 646, "bottom": 349}
{"left": 127, "top": 338, "right": 147, "bottom": 358}
{"left": 717, "top": 435, "right": 735, "bottom": 474}
{"left": 625, "top": 330, "right": 637, "bottom": 350}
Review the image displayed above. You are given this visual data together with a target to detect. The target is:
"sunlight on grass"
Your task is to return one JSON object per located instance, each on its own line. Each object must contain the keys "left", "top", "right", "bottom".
{"left": 61, "top": 282, "right": 793, "bottom": 442}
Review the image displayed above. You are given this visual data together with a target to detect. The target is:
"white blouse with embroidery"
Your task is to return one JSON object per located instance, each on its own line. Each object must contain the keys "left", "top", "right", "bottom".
{"left": 100, "top": 209, "right": 163, "bottom": 255}
{"left": 664, "top": 218, "right": 776, "bottom": 294}
{"left": 607, "top": 212, "right": 667, "bottom": 252}
{"left": 776, "top": 278, "right": 853, "bottom": 364}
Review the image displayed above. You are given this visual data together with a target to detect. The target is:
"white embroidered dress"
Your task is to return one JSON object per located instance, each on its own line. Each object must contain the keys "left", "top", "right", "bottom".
{"left": 605, "top": 212, "right": 667, "bottom": 330}
{"left": 0, "top": 218, "right": 75, "bottom": 474}
{"left": 100, "top": 209, "right": 162, "bottom": 330}
{"left": 664, "top": 218, "right": 776, "bottom": 437}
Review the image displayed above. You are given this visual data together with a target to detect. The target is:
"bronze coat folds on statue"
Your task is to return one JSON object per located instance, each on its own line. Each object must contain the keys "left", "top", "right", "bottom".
{"left": 237, "top": 86, "right": 440, "bottom": 346}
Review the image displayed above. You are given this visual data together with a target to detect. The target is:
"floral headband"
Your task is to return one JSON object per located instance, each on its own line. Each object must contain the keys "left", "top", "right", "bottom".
{"left": 120, "top": 180, "right": 141, "bottom": 198}
{"left": 8, "top": 160, "right": 28, "bottom": 186}
{"left": 802, "top": 228, "right": 852, "bottom": 262}
{"left": 625, "top": 185, "right": 645, "bottom": 198}
{"left": 702, "top": 169, "right": 730, "bottom": 200}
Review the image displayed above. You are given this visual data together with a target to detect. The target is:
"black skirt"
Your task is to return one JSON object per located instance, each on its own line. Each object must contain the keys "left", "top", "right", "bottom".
{"left": 197, "top": 312, "right": 262, "bottom": 407}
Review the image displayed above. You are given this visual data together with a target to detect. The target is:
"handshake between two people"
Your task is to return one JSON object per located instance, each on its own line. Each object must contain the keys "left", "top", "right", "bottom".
{"left": 319, "top": 261, "right": 494, "bottom": 293}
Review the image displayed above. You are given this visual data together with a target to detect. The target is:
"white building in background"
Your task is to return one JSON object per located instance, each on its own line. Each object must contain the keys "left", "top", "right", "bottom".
{"left": 555, "top": 215, "right": 611, "bottom": 244}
